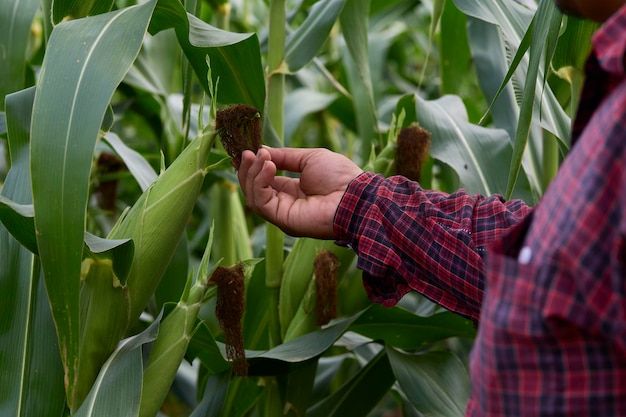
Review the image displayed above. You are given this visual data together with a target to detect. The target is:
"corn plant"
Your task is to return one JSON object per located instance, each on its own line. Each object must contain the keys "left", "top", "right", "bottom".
{"left": 0, "top": 0, "right": 598, "bottom": 416}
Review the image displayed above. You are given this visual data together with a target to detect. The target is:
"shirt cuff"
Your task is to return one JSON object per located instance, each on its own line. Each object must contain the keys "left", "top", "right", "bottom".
{"left": 333, "top": 171, "right": 380, "bottom": 249}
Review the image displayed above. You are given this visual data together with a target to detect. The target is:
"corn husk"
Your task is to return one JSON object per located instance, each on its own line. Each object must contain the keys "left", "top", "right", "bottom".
{"left": 108, "top": 131, "right": 216, "bottom": 323}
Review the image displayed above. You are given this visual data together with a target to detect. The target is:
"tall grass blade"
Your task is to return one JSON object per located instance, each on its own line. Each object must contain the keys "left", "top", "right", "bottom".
{"left": 284, "top": 0, "right": 347, "bottom": 72}
{"left": 30, "top": 1, "right": 158, "bottom": 408}
{"left": 149, "top": 0, "right": 266, "bottom": 110}
{"left": 505, "top": 1, "right": 562, "bottom": 198}
{"left": 387, "top": 348, "right": 469, "bottom": 417}
{"left": 0, "top": 0, "right": 39, "bottom": 110}
{"left": 0, "top": 87, "right": 66, "bottom": 417}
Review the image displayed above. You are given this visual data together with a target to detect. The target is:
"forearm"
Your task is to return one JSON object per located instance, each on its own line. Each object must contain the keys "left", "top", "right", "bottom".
{"left": 334, "top": 172, "right": 532, "bottom": 323}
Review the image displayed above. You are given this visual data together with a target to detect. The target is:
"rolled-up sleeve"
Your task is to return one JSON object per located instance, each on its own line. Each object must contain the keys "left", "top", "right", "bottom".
{"left": 333, "top": 172, "right": 532, "bottom": 323}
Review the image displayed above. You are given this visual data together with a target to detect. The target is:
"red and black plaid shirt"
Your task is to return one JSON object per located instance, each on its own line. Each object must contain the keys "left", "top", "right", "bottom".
{"left": 334, "top": 5, "right": 626, "bottom": 416}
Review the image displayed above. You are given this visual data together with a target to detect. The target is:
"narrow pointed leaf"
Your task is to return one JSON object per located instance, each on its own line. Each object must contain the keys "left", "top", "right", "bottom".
{"left": 400, "top": 94, "right": 533, "bottom": 200}
{"left": 30, "top": 1, "right": 158, "bottom": 408}
{"left": 245, "top": 309, "right": 366, "bottom": 375}
{"left": 285, "top": 0, "right": 347, "bottom": 72}
{"left": 307, "top": 350, "right": 395, "bottom": 417}
{"left": 0, "top": 0, "right": 39, "bottom": 110}
{"left": 505, "top": 1, "right": 562, "bottom": 198}
{"left": 387, "top": 348, "right": 469, "bottom": 417}
{"left": 149, "top": 0, "right": 265, "bottom": 109}
{"left": 102, "top": 132, "right": 158, "bottom": 192}
{"left": 340, "top": 0, "right": 378, "bottom": 159}
{"left": 350, "top": 304, "right": 476, "bottom": 350}
{"left": 1, "top": 87, "right": 66, "bottom": 417}
{"left": 455, "top": 0, "right": 570, "bottom": 145}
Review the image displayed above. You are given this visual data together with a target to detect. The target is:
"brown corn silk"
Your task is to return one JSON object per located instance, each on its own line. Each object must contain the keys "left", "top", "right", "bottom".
{"left": 215, "top": 104, "right": 262, "bottom": 167}
{"left": 209, "top": 264, "right": 248, "bottom": 376}
{"left": 395, "top": 124, "right": 431, "bottom": 182}
{"left": 314, "top": 250, "right": 339, "bottom": 326}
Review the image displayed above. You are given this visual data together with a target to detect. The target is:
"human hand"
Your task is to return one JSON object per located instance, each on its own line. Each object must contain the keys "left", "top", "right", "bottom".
{"left": 237, "top": 147, "right": 363, "bottom": 239}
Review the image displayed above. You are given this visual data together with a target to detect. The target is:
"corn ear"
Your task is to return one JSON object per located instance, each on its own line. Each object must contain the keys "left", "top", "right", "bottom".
{"left": 139, "top": 224, "right": 217, "bottom": 417}
{"left": 283, "top": 273, "right": 317, "bottom": 342}
{"left": 108, "top": 131, "right": 216, "bottom": 323}
{"left": 139, "top": 278, "right": 209, "bottom": 417}
{"left": 363, "top": 109, "right": 404, "bottom": 177}
{"left": 74, "top": 257, "right": 131, "bottom": 409}
{"left": 210, "top": 179, "right": 253, "bottom": 266}
{"left": 282, "top": 250, "right": 339, "bottom": 342}
{"left": 278, "top": 238, "right": 336, "bottom": 339}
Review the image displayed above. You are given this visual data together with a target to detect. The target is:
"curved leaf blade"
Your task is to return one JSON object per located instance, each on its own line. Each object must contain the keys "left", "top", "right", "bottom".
{"left": 285, "top": 0, "right": 347, "bottom": 72}
{"left": 0, "top": 0, "right": 39, "bottom": 110}
{"left": 102, "top": 132, "right": 158, "bottom": 192}
{"left": 387, "top": 348, "right": 469, "bottom": 417}
{"left": 350, "top": 304, "right": 476, "bottom": 350}
{"left": 30, "top": 1, "right": 157, "bottom": 408}
{"left": 406, "top": 94, "right": 533, "bottom": 201}
{"left": 149, "top": 0, "right": 265, "bottom": 110}
{"left": 1, "top": 87, "right": 66, "bottom": 417}
{"left": 307, "top": 350, "right": 395, "bottom": 417}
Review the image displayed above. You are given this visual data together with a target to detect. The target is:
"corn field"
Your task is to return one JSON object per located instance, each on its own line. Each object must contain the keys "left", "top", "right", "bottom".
{"left": 0, "top": 0, "right": 597, "bottom": 416}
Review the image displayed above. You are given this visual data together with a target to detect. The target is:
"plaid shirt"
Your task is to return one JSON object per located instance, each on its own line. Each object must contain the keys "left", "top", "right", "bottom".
{"left": 334, "top": 5, "right": 626, "bottom": 416}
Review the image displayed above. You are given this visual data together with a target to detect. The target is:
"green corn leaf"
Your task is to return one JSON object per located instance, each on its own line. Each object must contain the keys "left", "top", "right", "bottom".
{"left": 74, "top": 318, "right": 160, "bottom": 417}
{"left": 153, "top": 235, "right": 189, "bottom": 316}
{"left": 140, "top": 299, "right": 203, "bottom": 417}
{"left": 189, "top": 372, "right": 231, "bottom": 417}
{"left": 0, "top": 0, "right": 39, "bottom": 110}
{"left": 505, "top": 1, "right": 562, "bottom": 199}
{"left": 340, "top": 0, "right": 379, "bottom": 160}
{"left": 350, "top": 304, "right": 476, "bottom": 350}
{"left": 0, "top": 87, "right": 65, "bottom": 417}
{"left": 284, "top": 0, "right": 347, "bottom": 73}
{"left": 455, "top": 0, "right": 567, "bottom": 133}
{"left": 454, "top": 0, "right": 569, "bottom": 198}
{"left": 399, "top": 93, "right": 533, "bottom": 201}
{"left": 149, "top": 0, "right": 265, "bottom": 110}
{"left": 284, "top": 89, "right": 337, "bottom": 145}
{"left": 551, "top": 16, "right": 599, "bottom": 75}
{"left": 551, "top": 16, "right": 599, "bottom": 117}
{"left": 387, "top": 347, "right": 470, "bottom": 417}
{"left": 102, "top": 132, "right": 158, "bottom": 193}
{"left": 246, "top": 309, "right": 365, "bottom": 375}
{"left": 52, "top": 0, "right": 116, "bottom": 24}
{"left": 0, "top": 196, "right": 36, "bottom": 254}
{"left": 439, "top": 0, "right": 472, "bottom": 96}
{"left": 307, "top": 349, "right": 395, "bottom": 417}
{"left": 30, "top": 1, "right": 158, "bottom": 409}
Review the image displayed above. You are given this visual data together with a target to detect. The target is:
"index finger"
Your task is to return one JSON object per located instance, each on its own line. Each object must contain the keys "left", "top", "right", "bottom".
{"left": 265, "top": 146, "right": 322, "bottom": 174}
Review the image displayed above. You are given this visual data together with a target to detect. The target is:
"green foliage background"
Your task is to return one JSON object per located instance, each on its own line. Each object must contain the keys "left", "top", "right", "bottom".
{"left": 0, "top": 0, "right": 598, "bottom": 416}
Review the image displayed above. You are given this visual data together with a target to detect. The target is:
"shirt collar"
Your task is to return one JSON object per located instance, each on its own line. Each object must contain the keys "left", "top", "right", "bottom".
{"left": 592, "top": 3, "right": 626, "bottom": 75}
